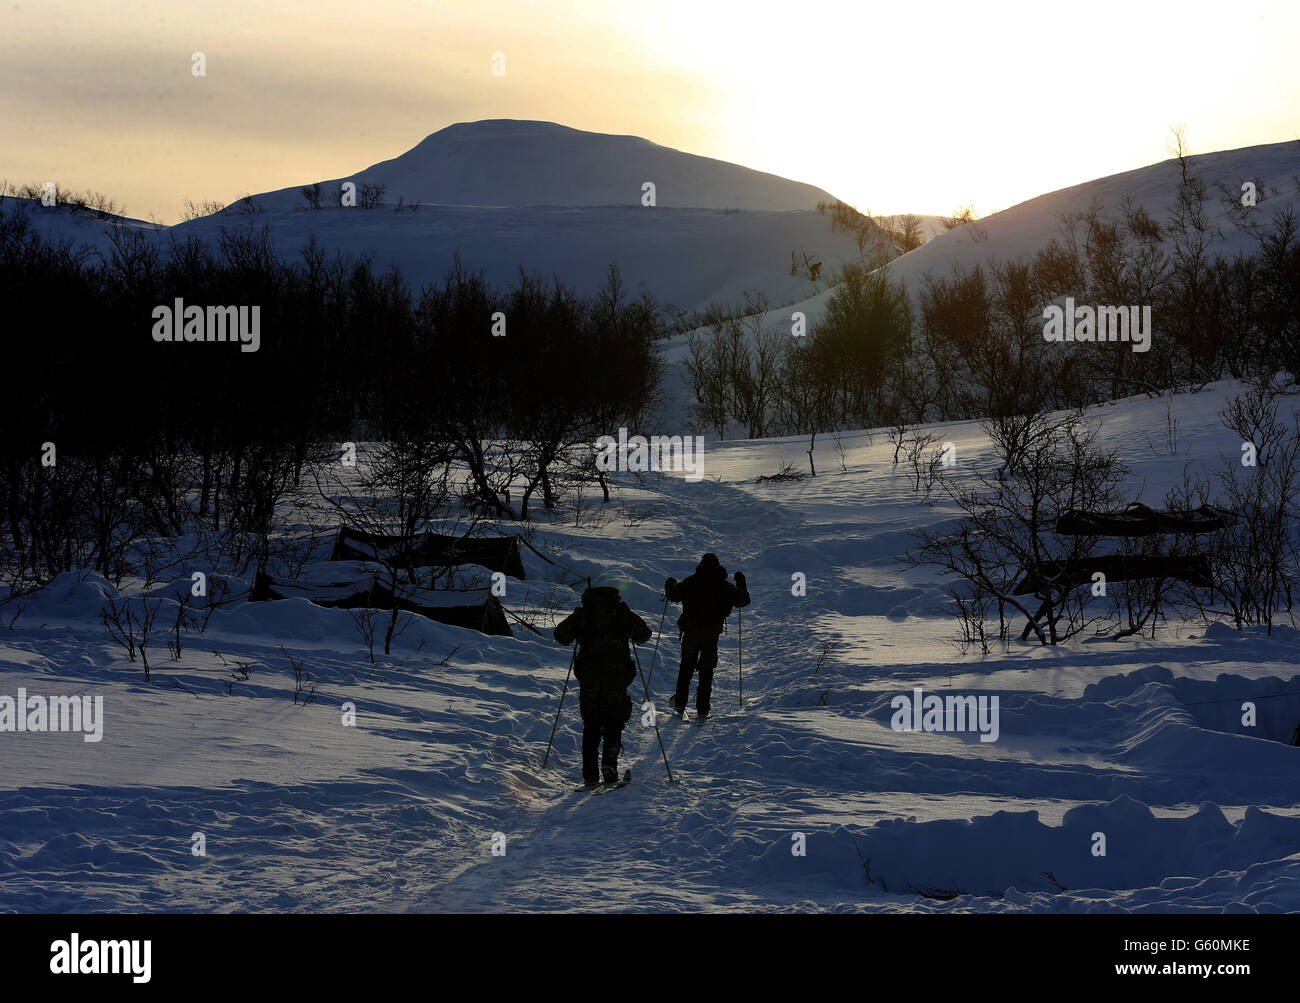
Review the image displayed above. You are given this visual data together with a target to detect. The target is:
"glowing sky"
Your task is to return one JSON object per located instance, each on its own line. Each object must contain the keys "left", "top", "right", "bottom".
{"left": 3, "top": 0, "right": 1297, "bottom": 224}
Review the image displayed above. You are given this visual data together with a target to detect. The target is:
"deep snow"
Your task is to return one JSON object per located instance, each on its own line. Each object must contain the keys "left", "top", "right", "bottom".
{"left": 4, "top": 384, "right": 1300, "bottom": 913}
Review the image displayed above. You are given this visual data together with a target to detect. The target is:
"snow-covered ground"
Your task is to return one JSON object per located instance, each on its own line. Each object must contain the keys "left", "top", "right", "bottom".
{"left": 4, "top": 383, "right": 1299, "bottom": 912}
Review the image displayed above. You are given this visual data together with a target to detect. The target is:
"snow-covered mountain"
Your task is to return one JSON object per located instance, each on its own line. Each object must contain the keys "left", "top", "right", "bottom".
{"left": 883, "top": 139, "right": 1300, "bottom": 292}
{"left": 5, "top": 121, "right": 877, "bottom": 313}
{"left": 11, "top": 129, "right": 1300, "bottom": 341}
{"left": 728, "top": 137, "right": 1300, "bottom": 367}
{"left": 252, "top": 119, "right": 838, "bottom": 211}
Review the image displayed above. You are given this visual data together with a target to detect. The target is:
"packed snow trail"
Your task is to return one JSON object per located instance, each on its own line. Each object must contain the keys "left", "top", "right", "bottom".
{"left": 416, "top": 472, "right": 838, "bottom": 911}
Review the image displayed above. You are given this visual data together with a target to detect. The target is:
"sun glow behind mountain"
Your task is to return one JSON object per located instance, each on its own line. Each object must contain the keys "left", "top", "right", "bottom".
{"left": 2, "top": 0, "right": 1297, "bottom": 222}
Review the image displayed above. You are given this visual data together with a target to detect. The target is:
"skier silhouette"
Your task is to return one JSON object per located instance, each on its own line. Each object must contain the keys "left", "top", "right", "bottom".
{"left": 664, "top": 553, "right": 750, "bottom": 719}
{"left": 554, "top": 579, "right": 651, "bottom": 784}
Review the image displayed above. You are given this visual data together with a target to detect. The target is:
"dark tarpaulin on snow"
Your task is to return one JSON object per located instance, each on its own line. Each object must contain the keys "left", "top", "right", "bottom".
{"left": 1013, "top": 553, "right": 1213, "bottom": 595}
{"left": 1055, "top": 503, "right": 1237, "bottom": 537}
{"left": 250, "top": 571, "right": 512, "bottom": 636}
{"left": 329, "top": 526, "right": 526, "bottom": 580}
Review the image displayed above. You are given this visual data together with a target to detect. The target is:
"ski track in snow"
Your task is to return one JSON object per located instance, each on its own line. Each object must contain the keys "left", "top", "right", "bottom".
{"left": 4, "top": 387, "right": 1300, "bottom": 912}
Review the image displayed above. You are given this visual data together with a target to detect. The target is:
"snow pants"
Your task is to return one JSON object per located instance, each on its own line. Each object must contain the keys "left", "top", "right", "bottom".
{"left": 673, "top": 628, "right": 722, "bottom": 717}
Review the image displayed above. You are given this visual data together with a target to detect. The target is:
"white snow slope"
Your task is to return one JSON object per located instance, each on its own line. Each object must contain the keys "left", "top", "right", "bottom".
{"left": 4, "top": 383, "right": 1300, "bottom": 912}
{"left": 5, "top": 121, "right": 870, "bottom": 314}
{"left": 654, "top": 139, "right": 1300, "bottom": 427}
{"left": 746, "top": 140, "right": 1300, "bottom": 335}
{"left": 883, "top": 140, "right": 1300, "bottom": 290}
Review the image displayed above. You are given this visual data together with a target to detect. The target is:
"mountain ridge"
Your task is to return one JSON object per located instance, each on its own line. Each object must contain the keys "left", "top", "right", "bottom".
{"left": 249, "top": 118, "right": 839, "bottom": 211}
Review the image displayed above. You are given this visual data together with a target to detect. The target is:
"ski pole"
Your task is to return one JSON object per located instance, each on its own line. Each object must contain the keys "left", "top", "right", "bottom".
{"left": 541, "top": 642, "right": 577, "bottom": 770}
{"left": 738, "top": 607, "right": 743, "bottom": 710}
{"left": 644, "top": 596, "right": 669, "bottom": 692}
{"left": 632, "top": 643, "right": 674, "bottom": 782}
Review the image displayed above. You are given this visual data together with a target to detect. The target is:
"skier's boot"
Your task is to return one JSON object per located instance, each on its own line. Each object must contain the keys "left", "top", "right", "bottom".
{"left": 601, "top": 734, "right": 622, "bottom": 784}
{"left": 582, "top": 726, "right": 602, "bottom": 785}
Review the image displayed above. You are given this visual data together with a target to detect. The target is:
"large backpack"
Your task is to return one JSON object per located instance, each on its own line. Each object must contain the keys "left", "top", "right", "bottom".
{"left": 574, "top": 588, "right": 635, "bottom": 688}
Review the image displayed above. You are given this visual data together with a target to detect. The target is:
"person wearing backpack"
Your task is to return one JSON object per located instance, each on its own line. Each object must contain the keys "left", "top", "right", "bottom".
{"left": 553, "top": 579, "right": 652, "bottom": 785}
{"left": 664, "top": 553, "right": 750, "bottom": 720}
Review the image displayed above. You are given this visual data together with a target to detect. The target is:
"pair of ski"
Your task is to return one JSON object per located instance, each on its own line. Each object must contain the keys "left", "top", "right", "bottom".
{"left": 573, "top": 770, "right": 631, "bottom": 794}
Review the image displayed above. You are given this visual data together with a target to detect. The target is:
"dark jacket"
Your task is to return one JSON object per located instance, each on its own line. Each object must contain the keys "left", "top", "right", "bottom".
{"left": 665, "top": 558, "right": 750, "bottom": 636}
{"left": 554, "top": 586, "right": 651, "bottom": 723}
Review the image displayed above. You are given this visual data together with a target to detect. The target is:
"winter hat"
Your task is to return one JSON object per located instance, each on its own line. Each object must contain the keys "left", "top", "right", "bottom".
{"left": 585, "top": 572, "right": 626, "bottom": 598}
{"left": 697, "top": 552, "right": 725, "bottom": 577}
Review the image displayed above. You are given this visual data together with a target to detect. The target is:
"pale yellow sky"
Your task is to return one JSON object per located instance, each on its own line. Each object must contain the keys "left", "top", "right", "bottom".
{"left": 2, "top": 0, "right": 1297, "bottom": 224}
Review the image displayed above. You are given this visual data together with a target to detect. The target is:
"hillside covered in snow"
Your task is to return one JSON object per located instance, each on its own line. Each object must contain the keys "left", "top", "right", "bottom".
{"left": 767, "top": 139, "right": 1300, "bottom": 332}
{"left": 253, "top": 119, "right": 840, "bottom": 212}
{"left": 4, "top": 120, "right": 881, "bottom": 314}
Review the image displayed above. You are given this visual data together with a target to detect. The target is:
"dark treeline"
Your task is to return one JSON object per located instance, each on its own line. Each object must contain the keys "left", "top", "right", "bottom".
{"left": 0, "top": 205, "right": 661, "bottom": 594}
